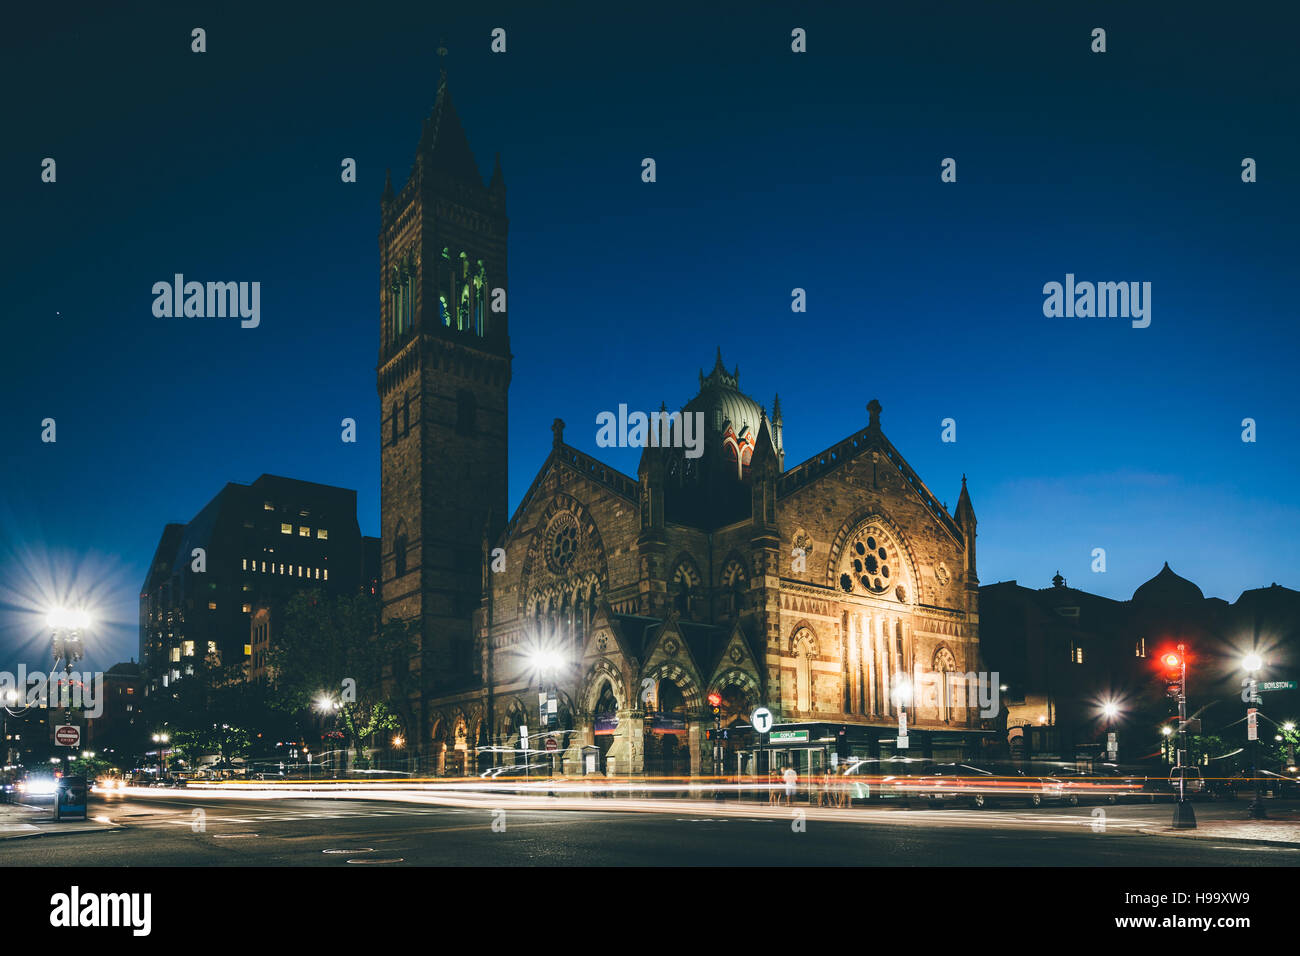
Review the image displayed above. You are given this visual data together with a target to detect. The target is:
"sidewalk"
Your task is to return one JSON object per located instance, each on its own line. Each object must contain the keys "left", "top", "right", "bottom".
{"left": 1140, "top": 809, "right": 1300, "bottom": 846}
{"left": 0, "top": 801, "right": 122, "bottom": 840}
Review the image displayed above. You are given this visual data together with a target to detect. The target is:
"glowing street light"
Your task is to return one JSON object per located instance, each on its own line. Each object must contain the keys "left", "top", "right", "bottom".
{"left": 1242, "top": 653, "right": 1264, "bottom": 674}
{"left": 47, "top": 607, "right": 91, "bottom": 678}
{"left": 1102, "top": 701, "right": 1119, "bottom": 719}
{"left": 1161, "top": 725, "right": 1173, "bottom": 737}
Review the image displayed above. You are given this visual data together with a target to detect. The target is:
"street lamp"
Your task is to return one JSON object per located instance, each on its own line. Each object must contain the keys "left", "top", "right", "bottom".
{"left": 152, "top": 732, "right": 170, "bottom": 779}
{"left": 528, "top": 650, "right": 564, "bottom": 779}
{"left": 892, "top": 677, "right": 913, "bottom": 753}
{"left": 315, "top": 694, "right": 342, "bottom": 778}
{"left": 1242, "top": 653, "right": 1267, "bottom": 819}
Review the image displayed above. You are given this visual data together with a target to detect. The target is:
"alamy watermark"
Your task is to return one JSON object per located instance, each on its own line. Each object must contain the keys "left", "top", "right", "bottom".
{"left": 1042, "top": 274, "right": 1151, "bottom": 328}
{"left": 596, "top": 405, "right": 705, "bottom": 459}
{"left": 152, "top": 274, "right": 260, "bottom": 328}
{"left": 1, "top": 665, "right": 103, "bottom": 718}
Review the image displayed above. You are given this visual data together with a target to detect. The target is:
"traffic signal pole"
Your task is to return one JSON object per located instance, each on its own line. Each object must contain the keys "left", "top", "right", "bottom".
{"left": 1172, "top": 644, "right": 1196, "bottom": 829}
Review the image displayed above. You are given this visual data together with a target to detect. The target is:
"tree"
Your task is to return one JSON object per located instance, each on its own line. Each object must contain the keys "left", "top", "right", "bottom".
{"left": 269, "top": 591, "right": 416, "bottom": 771}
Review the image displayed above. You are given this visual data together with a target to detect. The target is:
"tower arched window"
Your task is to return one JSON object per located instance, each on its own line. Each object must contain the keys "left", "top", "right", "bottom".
{"left": 391, "top": 403, "right": 398, "bottom": 445}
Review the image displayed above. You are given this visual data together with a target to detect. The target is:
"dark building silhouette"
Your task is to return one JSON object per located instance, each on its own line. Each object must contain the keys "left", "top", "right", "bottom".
{"left": 981, "top": 566, "right": 1300, "bottom": 764}
{"left": 139, "top": 474, "right": 366, "bottom": 698}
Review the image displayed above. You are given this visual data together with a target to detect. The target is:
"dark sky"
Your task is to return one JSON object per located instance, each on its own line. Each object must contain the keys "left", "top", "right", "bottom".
{"left": 2, "top": 2, "right": 1297, "bottom": 669}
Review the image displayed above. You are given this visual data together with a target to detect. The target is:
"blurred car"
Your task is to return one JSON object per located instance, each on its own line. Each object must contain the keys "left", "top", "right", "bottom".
{"left": 93, "top": 776, "right": 127, "bottom": 793}
{"left": 1046, "top": 765, "right": 1141, "bottom": 806}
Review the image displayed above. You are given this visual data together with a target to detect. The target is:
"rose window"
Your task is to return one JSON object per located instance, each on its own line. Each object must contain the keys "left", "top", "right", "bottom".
{"left": 545, "top": 513, "right": 580, "bottom": 572}
{"left": 838, "top": 527, "right": 901, "bottom": 596}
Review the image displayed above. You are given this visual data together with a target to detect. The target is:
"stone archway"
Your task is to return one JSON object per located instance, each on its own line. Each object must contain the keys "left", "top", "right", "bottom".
{"left": 641, "top": 661, "right": 706, "bottom": 777}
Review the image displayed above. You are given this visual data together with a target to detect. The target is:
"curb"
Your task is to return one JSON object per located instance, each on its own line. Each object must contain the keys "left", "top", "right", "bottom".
{"left": 0, "top": 824, "right": 124, "bottom": 841}
{"left": 1137, "top": 826, "right": 1300, "bottom": 848}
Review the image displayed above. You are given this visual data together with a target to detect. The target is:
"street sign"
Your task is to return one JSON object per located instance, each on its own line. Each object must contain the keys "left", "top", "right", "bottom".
{"left": 54, "top": 724, "right": 80, "bottom": 748}
{"left": 519, "top": 724, "right": 528, "bottom": 747}
{"left": 1247, "top": 708, "right": 1258, "bottom": 742}
{"left": 896, "top": 736, "right": 909, "bottom": 749}
{"left": 1178, "top": 719, "right": 1201, "bottom": 735}
{"left": 545, "top": 736, "right": 557, "bottom": 752}
{"left": 1259, "top": 681, "right": 1298, "bottom": 692}
{"left": 769, "top": 729, "right": 809, "bottom": 744}
{"left": 898, "top": 711, "right": 908, "bottom": 735}
{"left": 751, "top": 707, "right": 773, "bottom": 734}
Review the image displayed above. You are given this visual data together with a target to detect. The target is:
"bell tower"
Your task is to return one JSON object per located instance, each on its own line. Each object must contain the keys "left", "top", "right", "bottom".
{"left": 378, "top": 47, "right": 510, "bottom": 735}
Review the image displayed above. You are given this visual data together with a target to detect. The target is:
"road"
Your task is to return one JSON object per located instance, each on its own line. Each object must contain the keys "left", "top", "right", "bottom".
{"left": 4, "top": 789, "right": 1299, "bottom": 866}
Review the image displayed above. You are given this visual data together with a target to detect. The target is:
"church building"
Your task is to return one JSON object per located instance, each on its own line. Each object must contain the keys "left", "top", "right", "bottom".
{"left": 377, "top": 62, "right": 988, "bottom": 776}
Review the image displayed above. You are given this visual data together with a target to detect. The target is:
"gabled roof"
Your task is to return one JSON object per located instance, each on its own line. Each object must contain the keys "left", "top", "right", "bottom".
{"left": 778, "top": 412, "right": 964, "bottom": 542}
{"left": 502, "top": 442, "right": 637, "bottom": 542}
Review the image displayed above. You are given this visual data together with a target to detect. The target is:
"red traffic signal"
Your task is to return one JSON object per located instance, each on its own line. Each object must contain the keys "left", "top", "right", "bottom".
{"left": 706, "top": 691, "right": 722, "bottom": 707}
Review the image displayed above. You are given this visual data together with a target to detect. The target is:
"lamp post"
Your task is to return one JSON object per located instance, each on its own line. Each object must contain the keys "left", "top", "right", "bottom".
{"left": 1243, "top": 653, "right": 1266, "bottom": 819}
{"left": 47, "top": 609, "right": 90, "bottom": 724}
{"left": 527, "top": 650, "right": 564, "bottom": 779}
{"left": 151, "top": 732, "right": 170, "bottom": 779}
{"left": 315, "top": 694, "right": 342, "bottom": 778}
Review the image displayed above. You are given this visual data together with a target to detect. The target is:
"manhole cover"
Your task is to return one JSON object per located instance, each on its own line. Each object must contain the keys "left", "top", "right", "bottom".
{"left": 322, "top": 848, "right": 374, "bottom": 854}
{"left": 346, "top": 857, "right": 403, "bottom": 864}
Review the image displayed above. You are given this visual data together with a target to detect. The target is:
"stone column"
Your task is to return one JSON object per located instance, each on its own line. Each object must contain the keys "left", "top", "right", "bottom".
{"left": 864, "top": 615, "right": 876, "bottom": 717}
{"left": 606, "top": 708, "right": 644, "bottom": 775}
{"left": 688, "top": 719, "right": 704, "bottom": 776}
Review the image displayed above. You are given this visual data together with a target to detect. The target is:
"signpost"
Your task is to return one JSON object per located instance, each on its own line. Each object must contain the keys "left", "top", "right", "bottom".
{"left": 750, "top": 708, "right": 773, "bottom": 785}
{"left": 1247, "top": 708, "right": 1258, "bottom": 742}
{"left": 54, "top": 724, "right": 80, "bottom": 748}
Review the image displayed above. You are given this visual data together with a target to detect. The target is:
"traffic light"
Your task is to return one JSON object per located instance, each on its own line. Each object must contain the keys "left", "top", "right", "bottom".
{"left": 835, "top": 724, "right": 849, "bottom": 760}
{"left": 707, "top": 691, "right": 722, "bottom": 722}
{"left": 1161, "top": 650, "right": 1183, "bottom": 698}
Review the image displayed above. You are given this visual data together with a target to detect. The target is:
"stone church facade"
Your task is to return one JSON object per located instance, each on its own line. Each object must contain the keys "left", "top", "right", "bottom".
{"left": 378, "top": 68, "right": 987, "bottom": 776}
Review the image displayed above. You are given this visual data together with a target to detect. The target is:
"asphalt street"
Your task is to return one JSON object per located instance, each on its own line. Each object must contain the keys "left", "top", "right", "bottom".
{"left": 4, "top": 791, "right": 1299, "bottom": 866}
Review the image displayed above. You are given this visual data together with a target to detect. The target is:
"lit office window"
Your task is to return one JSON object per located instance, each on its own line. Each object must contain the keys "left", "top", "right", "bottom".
{"left": 244, "top": 644, "right": 252, "bottom": 656}
{"left": 170, "top": 648, "right": 180, "bottom": 663}
{"left": 242, "top": 558, "right": 247, "bottom": 570}
{"left": 261, "top": 561, "right": 267, "bottom": 573}
{"left": 280, "top": 523, "right": 292, "bottom": 535}
{"left": 182, "top": 640, "right": 195, "bottom": 657}
{"left": 208, "top": 601, "right": 217, "bottom": 610}
{"left": 208, "top": 641, "right": 217, "bottom": 655}
{"left": 317, "top": 528, "right": 328, "bottom": 540}
{"left": 299, "top": 526, "right": 310, "bottom": 537}
{"left": 264, "top": 501, "right": 274, "bottom": 511}
{"left": 242, "top": 603, "right": 251, "bottom": 613}
{"left": 314, "top": 568, "right": 320, "bottom": 579}
{"left": 323, "top": 569, "right": 329, "bottom": 581}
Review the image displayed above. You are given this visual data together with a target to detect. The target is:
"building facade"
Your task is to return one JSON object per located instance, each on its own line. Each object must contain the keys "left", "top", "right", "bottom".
{"left": 139, "top": 474, "right": 369, "bottom": 698}
{"left": 379, "top": 70, "right": 987, "bottom": 775}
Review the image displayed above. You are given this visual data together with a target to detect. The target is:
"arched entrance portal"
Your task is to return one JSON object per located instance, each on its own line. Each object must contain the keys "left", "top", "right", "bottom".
{"left": 592, "top": 681, "right": 619, "bottom": 772}
{"left": 644, "top": 679, "right": 690, "bottom": 778}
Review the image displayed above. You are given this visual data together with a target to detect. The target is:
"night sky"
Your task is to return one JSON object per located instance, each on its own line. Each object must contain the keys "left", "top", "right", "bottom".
{"left": 2, "top": 3, "right": 1297, "bottom": 668}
